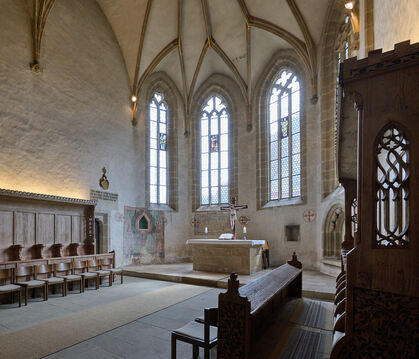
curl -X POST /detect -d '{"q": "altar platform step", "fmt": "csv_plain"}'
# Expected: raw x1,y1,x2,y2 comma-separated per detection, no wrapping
122,263,335,301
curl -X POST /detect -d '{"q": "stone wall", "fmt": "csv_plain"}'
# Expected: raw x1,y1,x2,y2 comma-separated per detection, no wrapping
2,0,416,272
0,0,136,265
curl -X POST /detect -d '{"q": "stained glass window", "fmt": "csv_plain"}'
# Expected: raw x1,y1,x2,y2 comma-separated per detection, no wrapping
149,93,168,204
200,96,229,205
268,70,301,200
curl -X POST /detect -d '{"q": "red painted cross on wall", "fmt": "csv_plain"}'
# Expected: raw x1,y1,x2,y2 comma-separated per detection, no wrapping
303,209,316,223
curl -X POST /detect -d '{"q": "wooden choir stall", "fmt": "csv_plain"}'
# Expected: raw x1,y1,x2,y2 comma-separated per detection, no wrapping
0,189,122,306
332,41,419,358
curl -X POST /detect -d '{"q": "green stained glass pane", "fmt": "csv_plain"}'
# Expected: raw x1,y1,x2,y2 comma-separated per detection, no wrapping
280,117,289,139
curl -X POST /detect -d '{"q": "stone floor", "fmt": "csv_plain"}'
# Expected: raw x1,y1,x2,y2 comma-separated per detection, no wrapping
44,287,222,359
124,262,336,301
0,276,176,334
0,266,336,358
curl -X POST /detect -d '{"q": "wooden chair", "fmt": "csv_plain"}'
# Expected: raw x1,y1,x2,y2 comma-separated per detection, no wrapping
86,260,112,287
100,258,123,284
15,265,47,305
55,262,84,294
172,308,218,359
0,268,22,307
35,264,65,299
73,260,99,290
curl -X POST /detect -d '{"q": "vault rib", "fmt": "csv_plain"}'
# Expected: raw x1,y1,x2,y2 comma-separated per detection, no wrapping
235,0,317,100
246,24,252,130
31,0,56,73
132,0,153,95
188,40,209,110
136,39,179,96
211,38,248,105
286,0,317,95
200,0,212,42
177,0,189,134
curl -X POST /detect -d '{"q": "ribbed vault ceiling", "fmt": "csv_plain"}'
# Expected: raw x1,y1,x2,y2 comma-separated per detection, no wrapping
97,0,329,120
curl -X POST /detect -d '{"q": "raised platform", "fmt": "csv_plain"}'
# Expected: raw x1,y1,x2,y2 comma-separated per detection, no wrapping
123,262,335,301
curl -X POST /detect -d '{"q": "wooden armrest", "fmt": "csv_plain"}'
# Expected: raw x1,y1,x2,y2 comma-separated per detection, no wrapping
204,307,218,327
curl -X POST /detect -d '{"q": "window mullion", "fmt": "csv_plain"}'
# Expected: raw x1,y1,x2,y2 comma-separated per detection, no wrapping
278,92,282,200
288,88,292,198
217,113,223,203
157,103,160,204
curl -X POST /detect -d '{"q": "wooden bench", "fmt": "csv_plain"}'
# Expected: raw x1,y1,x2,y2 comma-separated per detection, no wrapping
217,252,302,359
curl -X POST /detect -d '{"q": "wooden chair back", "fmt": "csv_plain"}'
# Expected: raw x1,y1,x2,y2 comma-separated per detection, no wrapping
73,260,87,273
87,260,99,270
55,262,73,275
100,258,113,269
0,268,13,285
35,264,54,279
15,266,35,282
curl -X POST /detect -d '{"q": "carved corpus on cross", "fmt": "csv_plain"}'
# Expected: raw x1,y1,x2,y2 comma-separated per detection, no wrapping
221,197,248,239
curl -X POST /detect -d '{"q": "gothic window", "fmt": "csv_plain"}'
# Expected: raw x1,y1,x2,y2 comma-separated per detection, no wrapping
376,125,409,246
200,95,229,205
268,70,301,200
149,93,168,204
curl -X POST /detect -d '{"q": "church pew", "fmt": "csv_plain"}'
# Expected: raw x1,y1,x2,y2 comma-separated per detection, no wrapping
217,253,302,359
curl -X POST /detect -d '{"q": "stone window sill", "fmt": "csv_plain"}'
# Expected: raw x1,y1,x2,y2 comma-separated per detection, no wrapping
148,204,175,212
196,205,227,212
261,197,304,209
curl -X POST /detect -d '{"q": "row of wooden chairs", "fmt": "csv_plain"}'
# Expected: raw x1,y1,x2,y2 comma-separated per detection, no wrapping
331,257,347,358
0,258,123,307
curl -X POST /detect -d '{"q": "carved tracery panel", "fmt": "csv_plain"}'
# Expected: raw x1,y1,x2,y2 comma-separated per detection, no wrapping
376,125,409,247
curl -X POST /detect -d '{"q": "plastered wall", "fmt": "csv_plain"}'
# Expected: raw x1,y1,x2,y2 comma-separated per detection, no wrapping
374,0,419,51
0,0,137,265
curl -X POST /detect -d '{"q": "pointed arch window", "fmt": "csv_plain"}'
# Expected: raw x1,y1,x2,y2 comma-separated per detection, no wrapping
200,95,229,205
268,70,301,200
149,93,168,204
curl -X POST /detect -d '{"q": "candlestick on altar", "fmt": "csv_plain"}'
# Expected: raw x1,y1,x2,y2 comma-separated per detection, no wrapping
243,226,247,240
205,226,208,240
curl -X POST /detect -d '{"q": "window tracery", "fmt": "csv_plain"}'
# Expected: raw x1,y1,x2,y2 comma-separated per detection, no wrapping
200,95,229,205
268,70,301,200
149,93,168,204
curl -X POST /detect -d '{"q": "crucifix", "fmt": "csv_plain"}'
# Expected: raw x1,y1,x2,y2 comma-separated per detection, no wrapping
221,197,248,239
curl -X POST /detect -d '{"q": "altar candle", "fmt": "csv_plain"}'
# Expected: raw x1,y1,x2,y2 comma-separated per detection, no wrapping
205,227,208,234
243,226,247,234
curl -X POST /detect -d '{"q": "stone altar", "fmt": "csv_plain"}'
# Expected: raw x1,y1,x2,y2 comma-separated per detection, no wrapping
186,239,266,275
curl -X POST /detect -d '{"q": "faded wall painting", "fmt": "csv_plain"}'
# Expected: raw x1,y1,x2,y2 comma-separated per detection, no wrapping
193,212,230,235
124,206,165,264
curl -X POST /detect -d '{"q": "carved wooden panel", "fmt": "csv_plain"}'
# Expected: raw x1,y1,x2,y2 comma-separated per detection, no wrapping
37,213,54,245
349,287,419,358
376,125,409,247
0,211,13,246
55,215,71,244
0,211,13,261
15,212,35,246
71,216,82,243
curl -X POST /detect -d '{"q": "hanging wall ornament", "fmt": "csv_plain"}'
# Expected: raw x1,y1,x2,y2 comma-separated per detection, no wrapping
99,167,109,190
